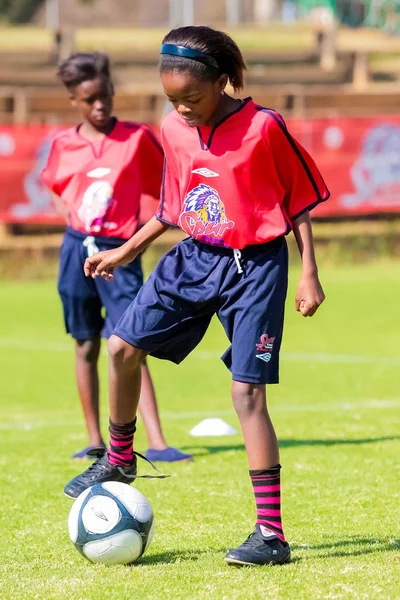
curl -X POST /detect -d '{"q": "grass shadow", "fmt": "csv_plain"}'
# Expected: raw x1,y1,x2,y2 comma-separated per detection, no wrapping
293,536,400,559
136,548,224,566
125,538,398,567
128,538,398,567
137,548,302,567
279,435,400,448
181,435,400,456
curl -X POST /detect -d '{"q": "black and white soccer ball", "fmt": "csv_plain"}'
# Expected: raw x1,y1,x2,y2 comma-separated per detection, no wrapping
68,482,154,565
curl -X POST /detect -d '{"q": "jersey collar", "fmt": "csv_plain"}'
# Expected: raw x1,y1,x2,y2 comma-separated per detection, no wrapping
196,97,253,151
75,117,118,159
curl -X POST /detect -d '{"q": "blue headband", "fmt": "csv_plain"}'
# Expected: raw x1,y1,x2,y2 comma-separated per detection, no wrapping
160,43,219,70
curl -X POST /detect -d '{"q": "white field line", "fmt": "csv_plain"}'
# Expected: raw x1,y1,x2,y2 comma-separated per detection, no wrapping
0,399,399,431
0,337,400,366
195,351,400,366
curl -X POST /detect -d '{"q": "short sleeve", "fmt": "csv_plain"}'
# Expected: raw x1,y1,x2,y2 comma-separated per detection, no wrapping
155,157,181,226
263,111,330,220
40,138,64,196
136,126,164,199
155,123,182,226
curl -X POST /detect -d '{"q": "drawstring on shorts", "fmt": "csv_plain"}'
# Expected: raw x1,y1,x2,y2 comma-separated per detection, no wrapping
83,236,99,257
233,249,243,274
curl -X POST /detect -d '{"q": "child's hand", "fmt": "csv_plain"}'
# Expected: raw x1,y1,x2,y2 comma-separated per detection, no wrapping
295,274,325,317
84,247,134,280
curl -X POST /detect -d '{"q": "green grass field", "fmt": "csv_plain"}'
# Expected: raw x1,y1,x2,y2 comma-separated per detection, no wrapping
1,259,399,599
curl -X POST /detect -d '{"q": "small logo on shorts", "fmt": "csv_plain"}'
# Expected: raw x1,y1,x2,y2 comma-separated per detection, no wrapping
256,334,275,363
256,334,275,352
256,353,272,363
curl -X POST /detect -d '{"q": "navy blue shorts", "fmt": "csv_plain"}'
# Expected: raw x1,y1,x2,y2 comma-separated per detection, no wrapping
58,227,143,340
113,236,288,384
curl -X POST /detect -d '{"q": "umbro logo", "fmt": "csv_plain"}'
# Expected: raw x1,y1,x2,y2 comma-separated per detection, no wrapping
191,168,219,178
260,525,278,539
92,507,108,521
256,353,272,363
87,168,111,178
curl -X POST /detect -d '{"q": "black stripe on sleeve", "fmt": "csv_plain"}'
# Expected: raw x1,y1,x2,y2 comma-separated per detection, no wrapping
256,106,330,215
156,158,167,220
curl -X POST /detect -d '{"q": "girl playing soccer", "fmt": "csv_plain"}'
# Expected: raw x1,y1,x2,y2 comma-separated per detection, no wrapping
64,29,328,566
41,52,191,464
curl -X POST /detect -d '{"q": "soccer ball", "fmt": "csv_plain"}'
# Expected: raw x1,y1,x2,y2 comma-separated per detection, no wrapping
68,482,154,565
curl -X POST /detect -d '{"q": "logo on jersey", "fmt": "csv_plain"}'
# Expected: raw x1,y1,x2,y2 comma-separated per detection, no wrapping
191,167,219,178
87,167,111,178
179,184,234,239
78,181,114,233
256,334,275,363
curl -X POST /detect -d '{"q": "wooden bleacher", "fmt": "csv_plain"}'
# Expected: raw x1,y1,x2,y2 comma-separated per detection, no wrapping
0,30,398,126
1,81,398,127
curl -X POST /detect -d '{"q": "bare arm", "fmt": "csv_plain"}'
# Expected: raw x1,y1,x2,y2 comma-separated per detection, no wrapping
292,211,325,317
84,216,170,278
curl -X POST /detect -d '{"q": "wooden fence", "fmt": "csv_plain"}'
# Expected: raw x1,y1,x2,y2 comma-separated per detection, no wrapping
0,81,399,126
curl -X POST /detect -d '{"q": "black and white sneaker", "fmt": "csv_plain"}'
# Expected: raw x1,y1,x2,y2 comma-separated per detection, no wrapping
225,524,291,566
64,448,137,499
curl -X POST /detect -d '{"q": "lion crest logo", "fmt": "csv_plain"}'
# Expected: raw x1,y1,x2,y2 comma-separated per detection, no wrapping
179,184,235,240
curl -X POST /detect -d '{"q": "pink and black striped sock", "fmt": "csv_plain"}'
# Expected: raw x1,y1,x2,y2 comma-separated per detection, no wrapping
108,418,136,467
250,464,285,542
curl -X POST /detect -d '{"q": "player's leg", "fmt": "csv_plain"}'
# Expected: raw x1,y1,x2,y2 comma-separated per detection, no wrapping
138,361,192,462
137,360,167,450
74,337,104,452
218,237,290,565
231,381,279,469
226,381,289,566
64,335,147,499
64,238,217,498
97,255,192,462
107,335,146,465
57,230,105,458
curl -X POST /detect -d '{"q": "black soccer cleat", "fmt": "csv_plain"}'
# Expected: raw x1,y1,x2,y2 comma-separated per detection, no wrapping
225,524,291,566
64,448,137,499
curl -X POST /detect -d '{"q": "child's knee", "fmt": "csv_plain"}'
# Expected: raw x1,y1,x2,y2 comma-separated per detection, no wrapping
231,382,266,418
107,335,143,369
75,337,100,363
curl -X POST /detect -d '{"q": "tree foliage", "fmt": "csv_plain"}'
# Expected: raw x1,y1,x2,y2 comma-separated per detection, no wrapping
0,0,42,23
0,0,96,23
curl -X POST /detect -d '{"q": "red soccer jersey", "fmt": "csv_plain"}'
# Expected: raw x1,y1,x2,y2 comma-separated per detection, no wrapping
156,98,329,249
41,119,163,239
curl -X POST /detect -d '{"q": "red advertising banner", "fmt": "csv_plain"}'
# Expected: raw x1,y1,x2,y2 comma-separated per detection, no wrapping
288,115,400,217
0,126,62,224
1,116,400,224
